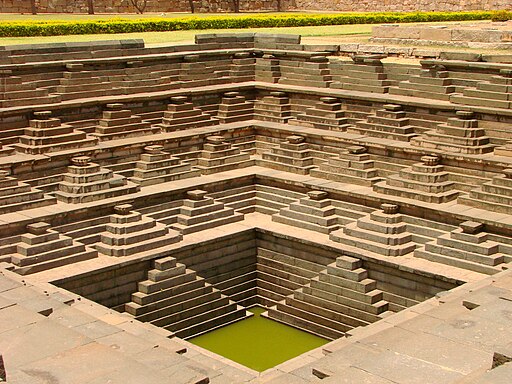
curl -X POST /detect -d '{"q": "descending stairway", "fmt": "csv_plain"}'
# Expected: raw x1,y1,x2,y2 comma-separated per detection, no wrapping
267,255,392,340
125,255,250,339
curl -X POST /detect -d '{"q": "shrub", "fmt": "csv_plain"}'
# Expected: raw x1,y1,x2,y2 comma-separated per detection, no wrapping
491,10,511,22
0,11,500,37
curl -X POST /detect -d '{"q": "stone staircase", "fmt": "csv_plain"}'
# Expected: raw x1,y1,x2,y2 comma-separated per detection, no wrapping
0,70,60,107
0,170,56,214
349,104,419,142
95,204,182,257
125,255,249,339
54,156,139,203
451,68,512,109
216,92,253,123
261,135,318,174
278,56,332,88
7,222,97,275
267,255,392,340
12,111,97,154
91,103,159,141
390,64,457,101
195,135,252,174
272,191,341,234
411,111,495,154
289,97,351,131
156,96,219,132
179,54,232,87
130,145,199,186
330,204,417,257
373,155,460,203
311,145,383,186
229,52,255,82
255,53,280,83
253,91,292,123
414,221,507,275
458,168,512,215
170,190,244,235
330,55,391,94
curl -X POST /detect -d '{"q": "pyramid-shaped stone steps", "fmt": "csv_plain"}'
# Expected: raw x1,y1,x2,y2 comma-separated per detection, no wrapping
458,169,512,215
169,190,244,235
156,96,219,132
136,200,183,226
130,145,199,186
261,135,319,175
9,222,97,275
217,92,253,123
390,66,457,101
125,255,248,339
311,145,384,187
0,171,56,214
253,91,292,123
95,205,182,257
330,204,416,257
53,217,110,245
330,55,390,93
278,56,332,88
414,222,506,275
289,97,351,131
195,135,252,175
272,191,341,234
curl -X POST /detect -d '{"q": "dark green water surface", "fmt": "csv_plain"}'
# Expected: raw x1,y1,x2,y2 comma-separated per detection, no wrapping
189,307,328,372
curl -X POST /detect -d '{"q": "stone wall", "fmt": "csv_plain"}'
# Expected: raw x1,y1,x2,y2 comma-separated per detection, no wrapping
3,0,278,14
281,0,510,12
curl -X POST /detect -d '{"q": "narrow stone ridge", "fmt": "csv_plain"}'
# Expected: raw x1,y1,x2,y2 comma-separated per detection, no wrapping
91,103,159,141
0,170,56,214
411,110,495,154
7,222,97,275
54,156,139,203
373,154,460,203
130,145,200,186
195,135,252,174
170,190,244,235
289,97,351,131
156,96,218,132
330,204,417,257
267,255,392,340
272,190,341,234
414,221,507,275
96,204,182,257
125,255,249,339
311,145,383,186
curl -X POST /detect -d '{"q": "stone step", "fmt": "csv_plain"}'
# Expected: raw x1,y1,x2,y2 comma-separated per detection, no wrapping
356,216,408,235
136,290,222,323
152,296,231,328
310,277,383,305
257,268,305,293
266,305,343,340
96,229,181,257
295,288,383,323
13,249,97,275
373,181,459,204
257,255,318,282
171,211,243,235
427,241,503,265
132,276,205,306
13,242,83,264
173,305,248,340
272,214,340,234
414,249,502,275
318,270,377,293
258,248,325,273
137,269,197,294
310,168,382,187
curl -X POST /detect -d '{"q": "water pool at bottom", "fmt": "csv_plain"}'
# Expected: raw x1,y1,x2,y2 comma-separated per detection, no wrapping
189,306,329,372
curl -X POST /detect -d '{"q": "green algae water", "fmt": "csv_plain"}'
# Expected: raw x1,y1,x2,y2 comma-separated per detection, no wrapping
189,307,328,372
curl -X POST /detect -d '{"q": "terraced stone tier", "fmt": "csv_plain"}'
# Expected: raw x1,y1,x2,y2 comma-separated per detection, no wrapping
195,135,252,175
217,92,253,123
330,55,391,94
452,69,512,109
278,55,332,88
156,96,218,132
255,54,280,83
261,135,318,175
254,91,292,123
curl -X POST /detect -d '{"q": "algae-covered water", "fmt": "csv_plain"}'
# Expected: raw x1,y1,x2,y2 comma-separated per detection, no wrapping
189,306,328,372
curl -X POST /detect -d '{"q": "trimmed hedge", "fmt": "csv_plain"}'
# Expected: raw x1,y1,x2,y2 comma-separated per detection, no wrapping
0,11,506,37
